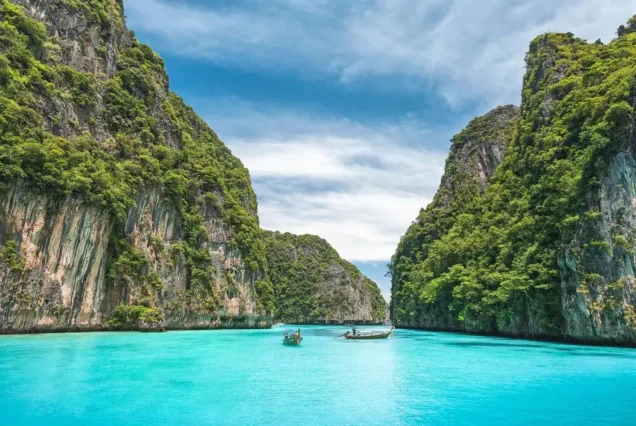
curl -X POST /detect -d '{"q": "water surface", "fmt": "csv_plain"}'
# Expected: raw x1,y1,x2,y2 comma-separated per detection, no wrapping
1,326,635,425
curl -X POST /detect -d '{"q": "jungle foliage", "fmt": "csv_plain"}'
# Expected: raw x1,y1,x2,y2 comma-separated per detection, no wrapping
263,231,386,323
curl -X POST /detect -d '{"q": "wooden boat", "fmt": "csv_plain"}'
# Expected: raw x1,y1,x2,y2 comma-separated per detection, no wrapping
344,326,393,340
283,329,303,346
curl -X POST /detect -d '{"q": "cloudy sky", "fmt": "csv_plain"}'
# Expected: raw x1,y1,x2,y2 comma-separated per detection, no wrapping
124,0,634,300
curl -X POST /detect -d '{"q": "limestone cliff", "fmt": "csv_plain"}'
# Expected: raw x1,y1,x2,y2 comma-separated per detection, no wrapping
263,231,388,324
0,0,269,332
434,105,520,210
390,17,636,345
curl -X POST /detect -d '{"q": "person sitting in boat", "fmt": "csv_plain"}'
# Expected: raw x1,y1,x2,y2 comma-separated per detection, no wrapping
352,327,357,336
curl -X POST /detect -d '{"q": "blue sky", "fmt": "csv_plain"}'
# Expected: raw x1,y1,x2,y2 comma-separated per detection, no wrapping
124,0,633,301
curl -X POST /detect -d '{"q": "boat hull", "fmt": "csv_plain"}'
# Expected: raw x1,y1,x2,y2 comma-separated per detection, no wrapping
344,331,392,340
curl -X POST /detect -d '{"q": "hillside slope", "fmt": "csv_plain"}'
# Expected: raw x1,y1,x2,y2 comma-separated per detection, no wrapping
264,231,387,324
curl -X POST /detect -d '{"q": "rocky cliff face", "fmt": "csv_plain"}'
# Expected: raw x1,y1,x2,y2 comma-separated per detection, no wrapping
390,17,636,345
559,153,636,342
434,105,520,210
0,0,269,332
263,231,388,324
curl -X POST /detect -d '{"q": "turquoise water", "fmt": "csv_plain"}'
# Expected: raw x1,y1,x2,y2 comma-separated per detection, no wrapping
1,326,635,425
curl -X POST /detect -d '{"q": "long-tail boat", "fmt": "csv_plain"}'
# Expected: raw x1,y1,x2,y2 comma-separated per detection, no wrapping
283,329,303,346
343,326,394,340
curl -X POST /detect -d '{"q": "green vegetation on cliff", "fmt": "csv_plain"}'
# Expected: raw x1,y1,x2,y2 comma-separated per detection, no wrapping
108,304,164,329
0,0,269,317
390,17,636,338
263,231,386,323
390,105,519,328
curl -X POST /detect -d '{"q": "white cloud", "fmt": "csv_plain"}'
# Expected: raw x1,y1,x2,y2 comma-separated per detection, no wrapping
256,185,433,262
197,99,448,262
125,0,634,107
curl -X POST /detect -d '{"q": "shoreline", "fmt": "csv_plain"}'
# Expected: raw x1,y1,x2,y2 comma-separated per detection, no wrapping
396,325,636,349
0,323,273,336
3,323,634,348
0,321,390,336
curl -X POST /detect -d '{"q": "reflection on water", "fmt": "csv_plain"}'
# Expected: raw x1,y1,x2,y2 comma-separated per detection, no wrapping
550,349,636,359
442,337,636,359
445,341,541,349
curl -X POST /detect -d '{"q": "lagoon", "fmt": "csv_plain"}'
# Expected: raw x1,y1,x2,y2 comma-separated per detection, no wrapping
1,326,635,425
